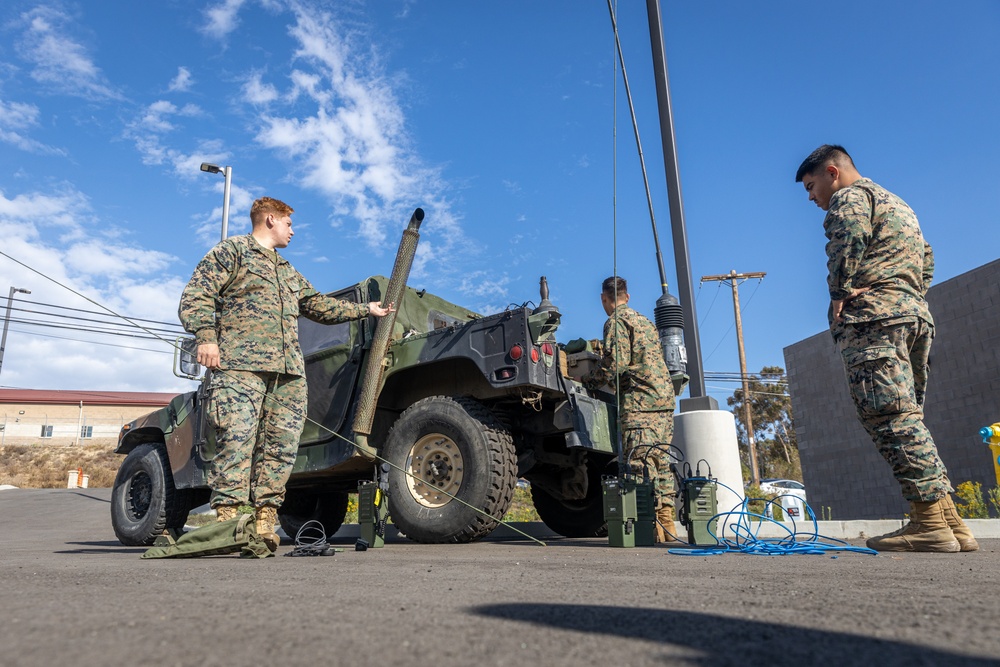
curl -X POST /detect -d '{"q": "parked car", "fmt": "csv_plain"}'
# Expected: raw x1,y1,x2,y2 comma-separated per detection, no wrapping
758,478,810,520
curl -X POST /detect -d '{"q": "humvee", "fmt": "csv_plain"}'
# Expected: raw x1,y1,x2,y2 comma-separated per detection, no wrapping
111,215,622,545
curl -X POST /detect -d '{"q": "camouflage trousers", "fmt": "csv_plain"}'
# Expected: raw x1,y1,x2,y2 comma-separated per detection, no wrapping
837,318,952,502
622,411,675,509
207,370,307,510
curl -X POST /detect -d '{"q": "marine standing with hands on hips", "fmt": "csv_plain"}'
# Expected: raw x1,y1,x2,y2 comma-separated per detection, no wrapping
795,144,975,553
179,196,394,552
582,276,679,544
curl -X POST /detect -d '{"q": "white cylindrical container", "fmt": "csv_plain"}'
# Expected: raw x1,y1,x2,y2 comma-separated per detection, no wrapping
80,474,89,489
67,470,79,488
673,409,746,537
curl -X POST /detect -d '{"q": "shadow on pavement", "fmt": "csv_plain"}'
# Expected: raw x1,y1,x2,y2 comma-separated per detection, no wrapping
57,541,146,555
473,602,993,666
70,490,111,503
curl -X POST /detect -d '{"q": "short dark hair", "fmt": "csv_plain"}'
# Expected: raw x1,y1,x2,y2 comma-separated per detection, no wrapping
795,144,854,182
601,276,627,298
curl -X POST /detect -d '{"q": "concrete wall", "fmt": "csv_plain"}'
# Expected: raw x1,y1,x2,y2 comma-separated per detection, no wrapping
784,258,1000,520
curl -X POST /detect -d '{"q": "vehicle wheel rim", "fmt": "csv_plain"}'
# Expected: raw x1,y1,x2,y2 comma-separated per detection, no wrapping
127,471,152,521
405,433,464,508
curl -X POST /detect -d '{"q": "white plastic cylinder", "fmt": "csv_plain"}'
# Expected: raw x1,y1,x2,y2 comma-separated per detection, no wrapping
80,474,89,489
66,470,79,488
673,409,746,535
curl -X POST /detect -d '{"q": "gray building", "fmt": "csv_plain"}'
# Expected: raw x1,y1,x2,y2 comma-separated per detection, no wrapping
784,259,1000,519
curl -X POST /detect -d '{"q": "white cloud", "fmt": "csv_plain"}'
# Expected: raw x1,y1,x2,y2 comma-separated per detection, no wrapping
0,186,192,392
193,182,255,247
202,0,249,40
249,6,429,249
0,99,39,129
168,66,193,92
0,98,65,155
129,123,227,180
0,188,88,227
63,242,174,278
243,71,279,105
136,100,202,133
14,5,122,101
140,100,180,132
122,97,237,245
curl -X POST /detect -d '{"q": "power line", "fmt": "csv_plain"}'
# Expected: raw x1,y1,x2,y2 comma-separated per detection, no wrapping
8,306,184,335
6,297,183,329
6,326,174,354
6,317,180,341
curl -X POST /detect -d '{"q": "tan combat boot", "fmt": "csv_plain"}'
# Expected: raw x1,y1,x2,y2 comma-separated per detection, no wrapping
215,505,240,522
865,498,960,553
655,505,684,545
941,495,979,552
255,506,281,553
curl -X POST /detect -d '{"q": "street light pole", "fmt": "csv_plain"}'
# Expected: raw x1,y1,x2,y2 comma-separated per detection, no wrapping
200,162,233,241
0,286,31,380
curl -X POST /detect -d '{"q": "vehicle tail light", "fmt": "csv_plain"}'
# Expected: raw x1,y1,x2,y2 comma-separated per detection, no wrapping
530,347,539,363
509,344,523,361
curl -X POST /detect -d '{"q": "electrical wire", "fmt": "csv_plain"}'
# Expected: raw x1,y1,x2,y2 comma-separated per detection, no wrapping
697,282,722,328
5,316,182,340
283,519,342,557
4,326,174,354
667,478,877,557
6,297,184,329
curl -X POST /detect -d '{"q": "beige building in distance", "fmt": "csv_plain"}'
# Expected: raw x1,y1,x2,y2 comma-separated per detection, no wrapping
0,389,176,447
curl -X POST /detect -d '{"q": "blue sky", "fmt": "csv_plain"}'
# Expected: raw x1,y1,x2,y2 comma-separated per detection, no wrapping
0,1,997,406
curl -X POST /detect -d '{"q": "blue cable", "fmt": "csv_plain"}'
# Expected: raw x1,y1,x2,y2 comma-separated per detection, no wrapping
667,480,878,557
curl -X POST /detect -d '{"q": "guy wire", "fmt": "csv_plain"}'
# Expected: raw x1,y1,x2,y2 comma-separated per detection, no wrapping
0,247,547,547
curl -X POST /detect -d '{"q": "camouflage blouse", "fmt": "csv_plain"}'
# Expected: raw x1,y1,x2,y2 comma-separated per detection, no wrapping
583,303,674,421
824,178,934,327
179,234,368,376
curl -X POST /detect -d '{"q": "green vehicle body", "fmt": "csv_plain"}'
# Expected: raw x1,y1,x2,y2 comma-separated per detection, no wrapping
112,275,620,545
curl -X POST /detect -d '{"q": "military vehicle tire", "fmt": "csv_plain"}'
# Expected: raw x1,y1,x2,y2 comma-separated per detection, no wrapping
530,466,609,538
278,491,349,542
384,396,516,543
111,443,191,546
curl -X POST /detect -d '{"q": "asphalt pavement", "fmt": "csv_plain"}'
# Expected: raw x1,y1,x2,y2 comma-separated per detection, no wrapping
2,488,999,667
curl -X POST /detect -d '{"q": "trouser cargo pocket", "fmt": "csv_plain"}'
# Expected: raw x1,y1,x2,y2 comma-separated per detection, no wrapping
842,345,915,417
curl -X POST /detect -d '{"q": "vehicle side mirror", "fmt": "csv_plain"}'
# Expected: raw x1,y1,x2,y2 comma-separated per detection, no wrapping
174,337,203,380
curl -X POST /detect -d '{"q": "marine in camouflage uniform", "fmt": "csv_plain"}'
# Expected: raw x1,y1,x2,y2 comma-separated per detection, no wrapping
582,277,677,540
797,145,974,552
179,197,389,544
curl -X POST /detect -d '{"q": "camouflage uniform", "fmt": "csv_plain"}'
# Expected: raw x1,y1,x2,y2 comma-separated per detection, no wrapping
583,304,676,509
825,178,951,502
179,234,370,510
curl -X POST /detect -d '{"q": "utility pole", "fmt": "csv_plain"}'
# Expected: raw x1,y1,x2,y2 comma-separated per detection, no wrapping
701,270,766,486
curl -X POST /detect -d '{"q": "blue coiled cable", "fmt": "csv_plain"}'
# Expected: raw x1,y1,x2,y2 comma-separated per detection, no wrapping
667,480,878,557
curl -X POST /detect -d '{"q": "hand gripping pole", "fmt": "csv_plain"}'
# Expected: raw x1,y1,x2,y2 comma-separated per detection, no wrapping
353,208,424,459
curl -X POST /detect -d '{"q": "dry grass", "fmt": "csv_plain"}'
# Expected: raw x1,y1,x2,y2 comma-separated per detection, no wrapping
0,444,543,524
0,444,122,488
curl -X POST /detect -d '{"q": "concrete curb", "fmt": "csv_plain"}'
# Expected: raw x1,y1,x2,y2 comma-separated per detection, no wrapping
747,519,1000,539
272,519,1000,542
